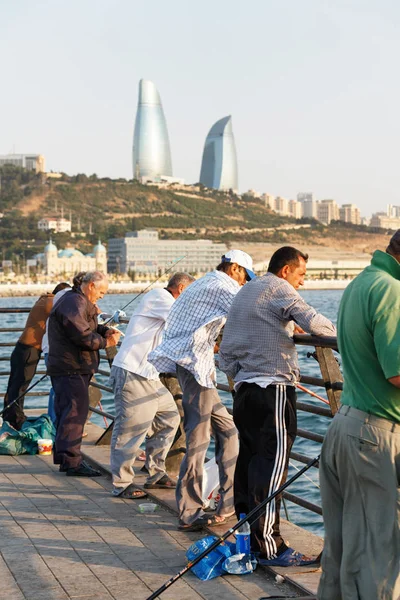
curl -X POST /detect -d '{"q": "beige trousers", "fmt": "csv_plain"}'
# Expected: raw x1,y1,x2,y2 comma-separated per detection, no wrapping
318,405,400,600
110,366,179,493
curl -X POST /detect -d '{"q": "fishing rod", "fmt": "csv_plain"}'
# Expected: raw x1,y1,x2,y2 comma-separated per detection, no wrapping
0,373,48,419
102,254,187,326
145,454,320,600
295,382,330,406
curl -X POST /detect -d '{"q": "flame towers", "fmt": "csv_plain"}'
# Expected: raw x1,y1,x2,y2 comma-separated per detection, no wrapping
132,80,173,180
199,116,238,191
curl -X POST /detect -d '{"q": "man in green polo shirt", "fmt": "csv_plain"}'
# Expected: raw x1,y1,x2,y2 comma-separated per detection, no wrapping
318,230,400,600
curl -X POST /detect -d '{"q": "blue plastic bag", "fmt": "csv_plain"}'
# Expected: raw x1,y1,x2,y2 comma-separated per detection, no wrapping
186,535,233,580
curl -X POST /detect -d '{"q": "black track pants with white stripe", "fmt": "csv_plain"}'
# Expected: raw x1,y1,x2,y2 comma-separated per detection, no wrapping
233,383,297,558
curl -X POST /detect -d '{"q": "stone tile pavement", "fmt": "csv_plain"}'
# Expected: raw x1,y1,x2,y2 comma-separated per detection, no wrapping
0,454,302,600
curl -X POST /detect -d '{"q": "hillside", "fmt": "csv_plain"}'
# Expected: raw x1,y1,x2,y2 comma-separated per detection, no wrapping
0,165,392,260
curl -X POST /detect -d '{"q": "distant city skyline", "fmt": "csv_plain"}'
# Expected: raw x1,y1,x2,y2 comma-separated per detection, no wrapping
1,1,398,216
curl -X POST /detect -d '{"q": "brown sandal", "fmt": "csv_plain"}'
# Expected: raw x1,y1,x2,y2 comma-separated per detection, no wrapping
206,512,236,527
117,484,148,499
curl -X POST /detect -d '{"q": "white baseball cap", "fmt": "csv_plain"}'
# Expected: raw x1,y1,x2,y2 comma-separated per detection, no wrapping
221,249,256,281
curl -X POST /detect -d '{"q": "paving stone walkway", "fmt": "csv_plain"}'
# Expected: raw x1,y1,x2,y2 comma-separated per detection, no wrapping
0,453,303,600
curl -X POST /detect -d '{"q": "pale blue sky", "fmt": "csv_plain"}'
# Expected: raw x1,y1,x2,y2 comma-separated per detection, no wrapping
1,0,399,216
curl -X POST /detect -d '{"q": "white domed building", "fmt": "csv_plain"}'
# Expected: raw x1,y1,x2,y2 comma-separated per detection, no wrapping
38,240,107,276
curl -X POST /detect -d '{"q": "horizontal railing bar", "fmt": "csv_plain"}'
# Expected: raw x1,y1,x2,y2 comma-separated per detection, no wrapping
290,451,319,468
300,375,325,386
88,405,115,420
0,328,24,333
0,308,31,313
216,383,231,393
0,391,49,397
296,428,324,444
294,334,338,350
0,371,47,377
0,356,45,361
97,368,111,377
0,343,18,347
300,374,343,391
296,401,332,418
90,381,113,394
283,491,322,516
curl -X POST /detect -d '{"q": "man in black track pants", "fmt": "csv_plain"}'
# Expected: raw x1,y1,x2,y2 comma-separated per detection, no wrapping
219,246,335,567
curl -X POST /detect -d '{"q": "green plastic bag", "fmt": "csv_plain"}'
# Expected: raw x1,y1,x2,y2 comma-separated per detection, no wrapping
0,415,56,456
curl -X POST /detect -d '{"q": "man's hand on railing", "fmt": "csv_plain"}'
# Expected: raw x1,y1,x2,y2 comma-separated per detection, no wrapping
294,324,306,334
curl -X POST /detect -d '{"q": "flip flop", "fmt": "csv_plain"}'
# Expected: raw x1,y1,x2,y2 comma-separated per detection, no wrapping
115,484,148,500
144,475,176,489
178,515,210,532
206,512,236,527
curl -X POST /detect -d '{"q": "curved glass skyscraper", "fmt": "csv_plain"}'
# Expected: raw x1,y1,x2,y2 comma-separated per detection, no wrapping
132,79,173,179
199,116,238,191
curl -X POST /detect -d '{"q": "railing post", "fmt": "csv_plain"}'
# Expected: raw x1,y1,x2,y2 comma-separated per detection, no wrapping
314,347,343,415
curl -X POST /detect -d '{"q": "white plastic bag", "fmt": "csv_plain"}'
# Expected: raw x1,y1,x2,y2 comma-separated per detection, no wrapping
202,457,220,508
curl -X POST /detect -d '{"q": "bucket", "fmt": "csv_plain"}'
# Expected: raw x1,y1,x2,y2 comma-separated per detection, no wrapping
37,439,53,456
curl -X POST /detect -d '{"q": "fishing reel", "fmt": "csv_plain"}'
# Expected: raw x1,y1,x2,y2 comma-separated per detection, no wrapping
98,309,127,328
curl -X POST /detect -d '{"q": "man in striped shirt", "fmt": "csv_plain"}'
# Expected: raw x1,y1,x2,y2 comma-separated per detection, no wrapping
219,246,336,566
149,250,255,531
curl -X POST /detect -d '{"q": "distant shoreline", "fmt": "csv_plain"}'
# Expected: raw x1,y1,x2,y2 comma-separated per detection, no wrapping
0,279,351,297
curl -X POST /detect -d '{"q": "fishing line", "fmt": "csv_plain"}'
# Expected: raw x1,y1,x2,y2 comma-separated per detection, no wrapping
102,254,187,326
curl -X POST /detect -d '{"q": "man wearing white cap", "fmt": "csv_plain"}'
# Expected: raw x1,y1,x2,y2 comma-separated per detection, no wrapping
149,249,255,530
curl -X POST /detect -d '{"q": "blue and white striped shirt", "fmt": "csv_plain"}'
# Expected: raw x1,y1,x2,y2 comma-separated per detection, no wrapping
148,270,240,388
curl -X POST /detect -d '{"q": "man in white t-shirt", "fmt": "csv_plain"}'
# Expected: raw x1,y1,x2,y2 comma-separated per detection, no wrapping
110,272,195,499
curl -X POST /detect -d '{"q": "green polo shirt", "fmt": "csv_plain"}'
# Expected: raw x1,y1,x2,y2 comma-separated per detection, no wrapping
338,250,400,423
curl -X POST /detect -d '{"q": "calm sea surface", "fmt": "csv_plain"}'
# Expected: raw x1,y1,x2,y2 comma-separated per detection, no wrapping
0,289,343,537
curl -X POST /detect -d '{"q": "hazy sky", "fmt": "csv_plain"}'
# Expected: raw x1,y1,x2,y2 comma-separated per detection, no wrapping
1,1,398,216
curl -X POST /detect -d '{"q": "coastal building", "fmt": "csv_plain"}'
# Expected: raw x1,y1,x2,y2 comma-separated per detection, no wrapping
199,116,238,191
261,193,275,208
387,204,400,218
107,229,227,275
370,212,400,229
0,154,45,173
339,204,361,225
274,196,289,215
36,240,107,276
38,217,72,233
289,199,302,219
297,193,318,219
317,199,339,225
132,79,173,180
246,189,261,199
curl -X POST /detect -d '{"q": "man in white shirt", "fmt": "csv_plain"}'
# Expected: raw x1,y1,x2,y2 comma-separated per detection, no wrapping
149,250,255,530
110,272,195,499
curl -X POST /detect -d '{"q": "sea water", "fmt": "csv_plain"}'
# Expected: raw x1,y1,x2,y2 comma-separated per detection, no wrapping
0,289,343,537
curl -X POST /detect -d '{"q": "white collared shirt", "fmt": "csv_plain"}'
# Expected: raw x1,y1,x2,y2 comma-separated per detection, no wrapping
148,270,240,388
113,288,174,380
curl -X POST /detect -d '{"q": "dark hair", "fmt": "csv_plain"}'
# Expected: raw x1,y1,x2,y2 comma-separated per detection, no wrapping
167,272,195,288
386,229,400,257
52,282,71,295
268,246,309,275
216,262,231,274
73,271,86,288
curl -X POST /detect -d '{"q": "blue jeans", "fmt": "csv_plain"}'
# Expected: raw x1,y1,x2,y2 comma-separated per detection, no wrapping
44,354,56,424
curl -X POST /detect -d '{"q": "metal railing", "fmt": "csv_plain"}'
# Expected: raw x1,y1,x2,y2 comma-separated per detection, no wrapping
0,307,343,519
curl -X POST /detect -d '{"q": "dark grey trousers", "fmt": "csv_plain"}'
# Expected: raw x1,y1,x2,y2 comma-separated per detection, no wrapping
176,366,239,526
318,406,400,600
